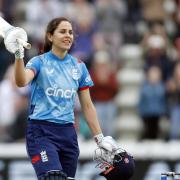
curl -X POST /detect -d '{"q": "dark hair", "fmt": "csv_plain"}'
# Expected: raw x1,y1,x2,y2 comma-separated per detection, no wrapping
43,17,73,53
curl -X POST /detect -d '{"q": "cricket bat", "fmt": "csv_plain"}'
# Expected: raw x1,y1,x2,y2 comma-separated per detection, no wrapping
0,16,31,49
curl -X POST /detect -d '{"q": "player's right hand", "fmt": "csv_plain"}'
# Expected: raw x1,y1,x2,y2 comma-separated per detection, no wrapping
94,134,119,152
4,27,27,54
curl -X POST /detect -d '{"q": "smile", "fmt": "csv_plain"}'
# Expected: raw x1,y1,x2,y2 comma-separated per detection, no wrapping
63,40,71,44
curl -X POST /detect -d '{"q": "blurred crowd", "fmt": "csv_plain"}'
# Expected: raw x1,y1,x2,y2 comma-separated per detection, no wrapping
0,0,180,142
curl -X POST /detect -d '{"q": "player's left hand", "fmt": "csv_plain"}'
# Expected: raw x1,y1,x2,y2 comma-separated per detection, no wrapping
94,134,119,152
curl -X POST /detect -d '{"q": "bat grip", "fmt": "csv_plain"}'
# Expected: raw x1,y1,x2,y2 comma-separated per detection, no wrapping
17,39,31,49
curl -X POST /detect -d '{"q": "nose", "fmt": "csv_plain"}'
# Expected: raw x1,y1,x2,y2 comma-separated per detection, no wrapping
65,31,71,37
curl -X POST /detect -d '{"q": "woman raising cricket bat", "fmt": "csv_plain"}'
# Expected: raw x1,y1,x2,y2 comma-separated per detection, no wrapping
4,17,134,180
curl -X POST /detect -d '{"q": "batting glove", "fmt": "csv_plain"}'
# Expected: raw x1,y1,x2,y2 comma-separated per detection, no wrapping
4,27,27,54
94,133,119,152
15,42,24,59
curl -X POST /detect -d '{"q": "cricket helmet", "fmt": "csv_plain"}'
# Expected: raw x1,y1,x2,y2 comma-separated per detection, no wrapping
94,147,135,180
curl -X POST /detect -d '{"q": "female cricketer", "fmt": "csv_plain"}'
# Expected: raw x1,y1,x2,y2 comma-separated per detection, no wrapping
4,17,118,180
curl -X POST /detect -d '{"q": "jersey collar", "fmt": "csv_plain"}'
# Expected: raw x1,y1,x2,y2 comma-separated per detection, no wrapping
48,51,69,62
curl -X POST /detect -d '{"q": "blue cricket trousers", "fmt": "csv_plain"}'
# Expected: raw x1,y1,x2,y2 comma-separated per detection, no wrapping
26,120,80,179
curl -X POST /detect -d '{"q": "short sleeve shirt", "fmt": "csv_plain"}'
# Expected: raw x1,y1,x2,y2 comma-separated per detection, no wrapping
26,51,93,124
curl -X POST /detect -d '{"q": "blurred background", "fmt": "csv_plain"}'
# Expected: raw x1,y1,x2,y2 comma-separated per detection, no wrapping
1,0,180,179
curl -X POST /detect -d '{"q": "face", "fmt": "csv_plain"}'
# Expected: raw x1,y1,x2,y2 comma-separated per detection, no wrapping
48,21,74,51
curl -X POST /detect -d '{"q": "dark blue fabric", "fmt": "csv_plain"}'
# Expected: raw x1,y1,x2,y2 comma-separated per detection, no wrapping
26,120,79,179
100,152,135,180
39,170,67,180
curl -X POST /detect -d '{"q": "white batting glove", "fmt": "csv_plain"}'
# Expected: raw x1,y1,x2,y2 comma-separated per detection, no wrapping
4,27,27,54
94,133,119,152
14,41,24,59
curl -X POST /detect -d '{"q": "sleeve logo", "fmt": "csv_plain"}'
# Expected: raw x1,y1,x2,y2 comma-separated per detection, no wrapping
85,75,91,82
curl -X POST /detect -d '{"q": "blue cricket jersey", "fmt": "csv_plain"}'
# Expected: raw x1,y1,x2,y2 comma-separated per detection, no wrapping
26,51,93,124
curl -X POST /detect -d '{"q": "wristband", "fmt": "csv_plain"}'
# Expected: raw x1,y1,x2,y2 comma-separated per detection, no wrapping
94,133,104,144
15,48,24,59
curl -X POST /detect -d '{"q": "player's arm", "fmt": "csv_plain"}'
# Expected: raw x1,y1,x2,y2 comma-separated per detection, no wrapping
3,27,34,86
13,39,34,87
14,59,35,87
78,89,118,152
78,88,102,136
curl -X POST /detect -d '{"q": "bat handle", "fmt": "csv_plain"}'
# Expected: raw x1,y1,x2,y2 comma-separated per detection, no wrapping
17,39,31,49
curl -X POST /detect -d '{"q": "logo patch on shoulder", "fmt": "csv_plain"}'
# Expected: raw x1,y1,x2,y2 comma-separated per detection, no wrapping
71,68,81,80
85,75,91,82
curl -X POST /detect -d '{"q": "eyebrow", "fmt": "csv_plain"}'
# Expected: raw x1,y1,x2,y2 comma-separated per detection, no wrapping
59,29,73,32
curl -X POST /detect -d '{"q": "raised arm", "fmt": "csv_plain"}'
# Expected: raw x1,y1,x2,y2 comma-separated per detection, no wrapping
3,27,35,87
14,58,35,87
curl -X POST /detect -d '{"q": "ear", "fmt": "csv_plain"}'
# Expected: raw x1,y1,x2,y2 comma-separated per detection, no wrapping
47,33,53,42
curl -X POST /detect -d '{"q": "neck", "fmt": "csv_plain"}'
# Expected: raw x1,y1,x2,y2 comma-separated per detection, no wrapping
51,48,67,59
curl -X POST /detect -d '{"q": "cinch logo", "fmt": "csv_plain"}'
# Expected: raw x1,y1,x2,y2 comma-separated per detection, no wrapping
45,85,76,98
